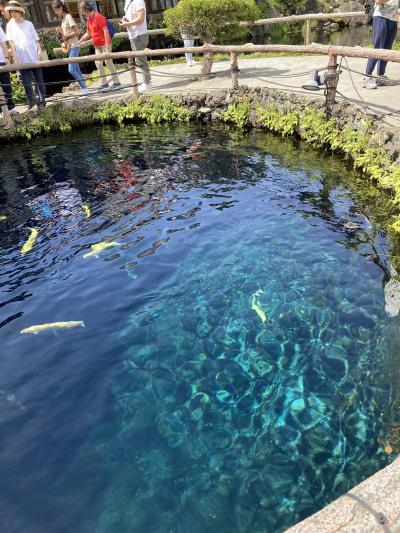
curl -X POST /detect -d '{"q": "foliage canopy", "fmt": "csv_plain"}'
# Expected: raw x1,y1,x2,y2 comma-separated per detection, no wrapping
164,0,259,43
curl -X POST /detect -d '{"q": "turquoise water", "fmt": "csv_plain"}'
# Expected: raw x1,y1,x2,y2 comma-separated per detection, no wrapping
0,125,398,533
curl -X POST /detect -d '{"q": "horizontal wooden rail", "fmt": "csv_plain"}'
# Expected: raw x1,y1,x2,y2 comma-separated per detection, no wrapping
3,43,400,76
53,11,367,53
249,11,366,26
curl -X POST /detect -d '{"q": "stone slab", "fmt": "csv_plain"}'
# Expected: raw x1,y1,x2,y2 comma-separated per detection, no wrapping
285,457,400,533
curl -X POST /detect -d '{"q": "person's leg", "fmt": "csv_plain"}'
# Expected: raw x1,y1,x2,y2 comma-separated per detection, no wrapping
68,47,87,89
104,56,120,84
366,16,387,76
130,34,151,85
183,38,193,64
378,19,398,76
31,68,46,106
20,69,35,107
95,46,107,87
0,67,15,110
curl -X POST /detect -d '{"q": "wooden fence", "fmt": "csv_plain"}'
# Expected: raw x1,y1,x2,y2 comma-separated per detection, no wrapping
53,10,367,53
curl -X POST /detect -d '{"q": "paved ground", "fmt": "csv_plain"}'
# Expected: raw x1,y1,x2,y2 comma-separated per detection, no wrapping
37,54,400,129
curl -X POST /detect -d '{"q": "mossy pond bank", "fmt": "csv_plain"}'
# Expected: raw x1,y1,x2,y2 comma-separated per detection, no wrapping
0,119,400,533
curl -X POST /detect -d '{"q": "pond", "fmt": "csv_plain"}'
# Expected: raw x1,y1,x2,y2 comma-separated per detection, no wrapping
0,125,399,533
255,23,373,47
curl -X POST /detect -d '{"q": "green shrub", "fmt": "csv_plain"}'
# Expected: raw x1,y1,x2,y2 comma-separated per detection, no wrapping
10,73,26,104
164,0,259,44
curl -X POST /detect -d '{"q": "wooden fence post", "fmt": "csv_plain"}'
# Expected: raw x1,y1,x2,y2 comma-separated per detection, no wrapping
325,52,338,117
305,19,312,45
0,85,12,130
230,52,239,89
128,57,139,97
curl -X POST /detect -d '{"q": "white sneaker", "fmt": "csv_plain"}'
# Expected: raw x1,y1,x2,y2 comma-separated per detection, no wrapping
79,88,90,98
188,60,197,66
9,107,19,116
376,75,390,86
363,77,377,90
138,82,152,93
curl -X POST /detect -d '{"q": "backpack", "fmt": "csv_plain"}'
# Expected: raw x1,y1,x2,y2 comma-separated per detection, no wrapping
106,18,116,38
362,0,375,26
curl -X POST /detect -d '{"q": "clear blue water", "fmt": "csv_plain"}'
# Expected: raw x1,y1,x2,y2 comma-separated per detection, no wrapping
0,125,398,533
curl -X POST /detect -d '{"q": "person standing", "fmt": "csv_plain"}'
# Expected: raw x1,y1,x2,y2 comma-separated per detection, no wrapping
5,0,46,110
0,24,17,115
363,0,399,89
119,0,152,93
52,0,89,97
181,30,197,66
0,0,11,31
78,1,121,92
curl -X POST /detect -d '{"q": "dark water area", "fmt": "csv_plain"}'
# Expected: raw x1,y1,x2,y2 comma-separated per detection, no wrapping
0,125,399,533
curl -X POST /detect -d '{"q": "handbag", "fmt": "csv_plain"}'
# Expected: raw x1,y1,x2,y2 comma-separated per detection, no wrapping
61,41,71,54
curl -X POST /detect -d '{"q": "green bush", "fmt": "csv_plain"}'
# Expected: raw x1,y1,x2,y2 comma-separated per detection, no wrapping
164,0,259,44
10,73,26,104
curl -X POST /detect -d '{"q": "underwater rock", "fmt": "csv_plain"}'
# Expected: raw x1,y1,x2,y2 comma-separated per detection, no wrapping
189,392,210,421
320,352,349,382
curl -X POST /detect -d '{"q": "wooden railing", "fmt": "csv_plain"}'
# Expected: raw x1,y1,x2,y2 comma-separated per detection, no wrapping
53,11,367,53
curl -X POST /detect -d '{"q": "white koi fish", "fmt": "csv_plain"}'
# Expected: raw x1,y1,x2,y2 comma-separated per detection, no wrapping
251,290,267,323
20,321,85,334
83,241,120,259
21,228,38,256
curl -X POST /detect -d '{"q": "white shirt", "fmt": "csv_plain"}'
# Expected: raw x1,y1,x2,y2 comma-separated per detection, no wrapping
374,0,399,22
6,19,40,64
124,0,147,39
0,26,6,63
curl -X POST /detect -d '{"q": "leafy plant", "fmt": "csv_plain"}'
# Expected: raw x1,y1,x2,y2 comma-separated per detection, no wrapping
221,100,251,129
10,73,26,104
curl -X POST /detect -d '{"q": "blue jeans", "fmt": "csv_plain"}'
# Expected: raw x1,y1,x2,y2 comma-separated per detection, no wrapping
20,68,45,107
68,47,87,89
366,16,397,76
182,38,194,63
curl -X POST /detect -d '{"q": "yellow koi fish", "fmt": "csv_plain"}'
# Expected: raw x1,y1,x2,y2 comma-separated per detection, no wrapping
21,228,38,256
83,241,121,259
251,290,266,323
0,216,7,221
82,205,91,218
20,321,85,334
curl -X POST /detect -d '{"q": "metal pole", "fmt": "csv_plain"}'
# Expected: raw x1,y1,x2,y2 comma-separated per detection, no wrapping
128,57,139,97
230,52,239,89
325,52,338,117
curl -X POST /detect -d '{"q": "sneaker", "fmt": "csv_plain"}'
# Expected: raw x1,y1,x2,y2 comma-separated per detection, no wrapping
376,75,390,86
81,88,90,96
363,77,377,90
138,82,152,93
9,107,18,116
109,82,122,91
188,60,197,66
100,84,110,93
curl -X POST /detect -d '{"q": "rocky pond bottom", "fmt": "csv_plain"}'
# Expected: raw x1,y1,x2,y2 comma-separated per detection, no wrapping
0,125,399,533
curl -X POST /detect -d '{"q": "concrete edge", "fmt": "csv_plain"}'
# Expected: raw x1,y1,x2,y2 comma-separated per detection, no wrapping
285,457,400,532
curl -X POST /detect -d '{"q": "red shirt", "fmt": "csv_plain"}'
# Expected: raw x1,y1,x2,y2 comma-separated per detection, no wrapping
87,12,109,47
